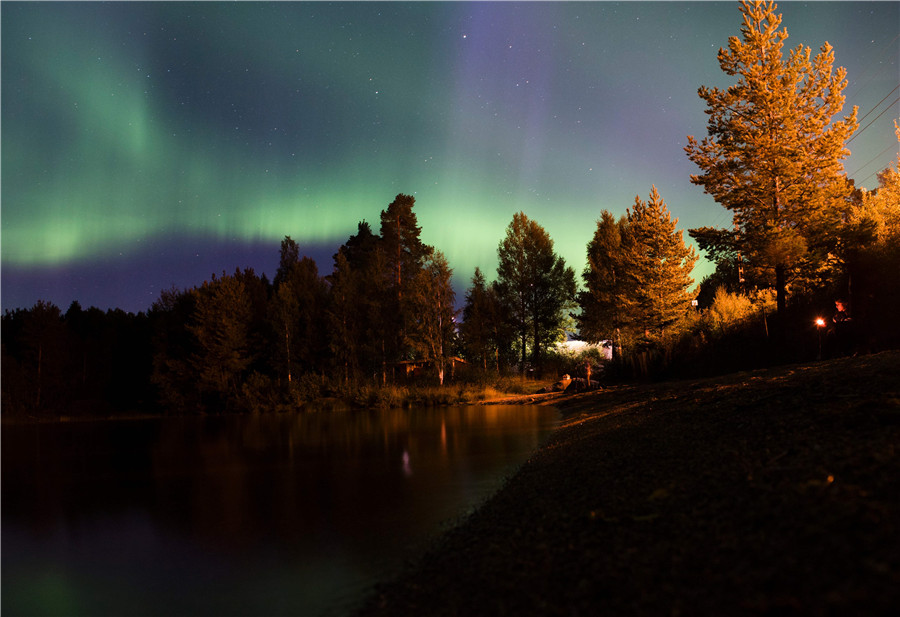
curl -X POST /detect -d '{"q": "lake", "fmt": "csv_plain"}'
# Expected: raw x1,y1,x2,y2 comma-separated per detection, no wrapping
2,405,559,616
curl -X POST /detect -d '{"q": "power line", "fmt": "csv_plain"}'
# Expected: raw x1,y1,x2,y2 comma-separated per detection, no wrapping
856,84,900,124
857,161,897,188
850,144,894,176
847,96,900,144
849,141,900,178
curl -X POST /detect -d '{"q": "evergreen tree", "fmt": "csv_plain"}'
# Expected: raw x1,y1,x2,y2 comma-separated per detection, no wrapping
685,0,858,317
327,221,388,384
496,212,576,373
625,186,698,346
274,236,301,289
460,268,508,373
578,210,633,359
14,300,65,411
838,123,900,345
379,194,430,364
270,237,328,384
189,270,257,410
150,286,199,413
327,250,361,386
695,258,745,310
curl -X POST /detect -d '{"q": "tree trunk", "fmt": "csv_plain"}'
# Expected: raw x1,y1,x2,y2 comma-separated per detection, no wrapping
775,263,787,316
284,323,292,383
520,327,527,373
36,342,42,409
773,263,787,348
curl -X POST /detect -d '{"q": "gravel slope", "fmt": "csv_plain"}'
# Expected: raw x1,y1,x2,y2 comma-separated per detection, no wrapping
357,351,900,616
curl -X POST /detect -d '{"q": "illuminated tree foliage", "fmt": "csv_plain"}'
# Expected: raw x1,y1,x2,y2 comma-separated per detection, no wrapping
837,123,900,345
496,212,576,373
685,0,858,316
626,186,698,346
579,188,697,356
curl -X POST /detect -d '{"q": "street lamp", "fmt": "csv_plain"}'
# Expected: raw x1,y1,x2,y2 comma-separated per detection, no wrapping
815,317,826,359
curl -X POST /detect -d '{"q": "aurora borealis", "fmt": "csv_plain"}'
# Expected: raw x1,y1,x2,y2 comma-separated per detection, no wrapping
3,2,898,313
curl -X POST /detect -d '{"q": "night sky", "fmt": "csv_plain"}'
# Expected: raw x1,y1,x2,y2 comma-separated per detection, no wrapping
3,2,898,314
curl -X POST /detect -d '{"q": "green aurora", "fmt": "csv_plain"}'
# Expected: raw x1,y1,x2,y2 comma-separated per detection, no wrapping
3,2,897,312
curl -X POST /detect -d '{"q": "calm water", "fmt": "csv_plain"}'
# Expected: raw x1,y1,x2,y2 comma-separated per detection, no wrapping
2,405,558,616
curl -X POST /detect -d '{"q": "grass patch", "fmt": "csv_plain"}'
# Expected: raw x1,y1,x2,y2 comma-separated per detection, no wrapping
335,375,550,409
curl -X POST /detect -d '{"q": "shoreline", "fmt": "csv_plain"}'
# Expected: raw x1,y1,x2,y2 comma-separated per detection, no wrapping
357,351,900,616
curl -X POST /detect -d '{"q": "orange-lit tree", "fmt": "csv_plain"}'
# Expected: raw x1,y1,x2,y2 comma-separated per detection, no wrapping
685,0,858,318
625,186,698,348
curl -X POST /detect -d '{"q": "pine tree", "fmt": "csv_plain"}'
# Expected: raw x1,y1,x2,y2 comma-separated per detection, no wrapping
150,286,199,413
461,268,508,373
837,122,900,343
625,186,698,346
270,238,328,384
326,222,384,385
578,210,633,359
685,0,858,317
379,194,430,363
189,270,255,409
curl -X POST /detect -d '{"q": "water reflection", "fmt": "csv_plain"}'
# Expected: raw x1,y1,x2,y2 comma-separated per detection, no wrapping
2,406,558,616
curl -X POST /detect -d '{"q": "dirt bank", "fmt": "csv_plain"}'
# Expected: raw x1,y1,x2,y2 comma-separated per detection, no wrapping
358,351,900,616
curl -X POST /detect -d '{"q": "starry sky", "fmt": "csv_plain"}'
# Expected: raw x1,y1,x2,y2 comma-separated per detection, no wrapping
3,1,898,314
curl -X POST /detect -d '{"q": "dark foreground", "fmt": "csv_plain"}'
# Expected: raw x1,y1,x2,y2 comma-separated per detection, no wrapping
358,351,900,616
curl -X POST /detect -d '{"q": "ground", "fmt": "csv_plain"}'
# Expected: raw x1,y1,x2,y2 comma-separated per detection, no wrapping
357,351,900,616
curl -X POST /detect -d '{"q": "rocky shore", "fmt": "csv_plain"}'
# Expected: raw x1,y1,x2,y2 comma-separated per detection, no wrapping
357,351,900,616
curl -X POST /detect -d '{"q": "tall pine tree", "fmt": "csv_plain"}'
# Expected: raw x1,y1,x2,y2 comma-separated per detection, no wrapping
379,194,429,365
270,237,328,385
189,270,257,409
625,186,698,347
461,268,509,373
685,0,858,317
326,222,383,385
578,210,633,359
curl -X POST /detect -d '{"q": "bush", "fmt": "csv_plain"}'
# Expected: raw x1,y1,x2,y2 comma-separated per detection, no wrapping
707,286,754,333
240,372,292,413
292,373,324,404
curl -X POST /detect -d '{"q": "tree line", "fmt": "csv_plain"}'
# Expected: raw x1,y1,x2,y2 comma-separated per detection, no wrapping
2,188,699,416
3,0,898,417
